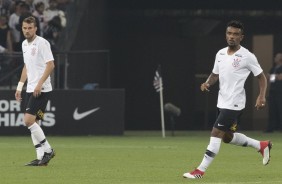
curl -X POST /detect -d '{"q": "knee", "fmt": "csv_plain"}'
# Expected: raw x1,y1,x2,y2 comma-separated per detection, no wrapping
24,121,34,127
211,127,224,138
222,132,233,143
24,114,36,127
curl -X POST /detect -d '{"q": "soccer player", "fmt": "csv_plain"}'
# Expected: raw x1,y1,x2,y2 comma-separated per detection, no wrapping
15,16,55,166
183,20,271,179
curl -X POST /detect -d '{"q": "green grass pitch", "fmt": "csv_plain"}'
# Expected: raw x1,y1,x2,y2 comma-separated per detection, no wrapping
0,131,280,184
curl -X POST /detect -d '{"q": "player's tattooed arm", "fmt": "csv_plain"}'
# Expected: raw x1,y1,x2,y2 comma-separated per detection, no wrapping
200,73,218,92
206,73,219,86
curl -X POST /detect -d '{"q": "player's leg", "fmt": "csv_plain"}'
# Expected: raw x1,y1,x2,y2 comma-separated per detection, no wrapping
24,92,55,166
183,109,232,179
183,109,246,179
25,133,44,166
226,131,260,149
26,115,52,152
24,113,46,166
23,93,42,166
183,127,223,179
221,113,272,166
226,131,272,165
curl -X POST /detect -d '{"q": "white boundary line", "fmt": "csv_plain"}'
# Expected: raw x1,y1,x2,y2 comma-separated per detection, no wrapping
201,181,282,184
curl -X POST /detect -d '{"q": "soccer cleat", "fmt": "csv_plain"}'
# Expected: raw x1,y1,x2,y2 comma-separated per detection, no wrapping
38,149,55,166
183,169,204,179
25,159,47,166
259,141,272,165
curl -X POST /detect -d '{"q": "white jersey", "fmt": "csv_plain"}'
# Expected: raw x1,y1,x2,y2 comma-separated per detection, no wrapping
212,46,263,110
22,36,54,93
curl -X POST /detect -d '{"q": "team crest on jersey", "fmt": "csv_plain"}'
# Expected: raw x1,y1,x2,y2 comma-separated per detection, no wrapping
232,58,241,68
31,48,36,56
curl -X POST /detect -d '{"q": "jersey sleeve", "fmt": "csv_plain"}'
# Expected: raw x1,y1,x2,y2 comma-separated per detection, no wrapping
41,40,54,63
247,53,263,76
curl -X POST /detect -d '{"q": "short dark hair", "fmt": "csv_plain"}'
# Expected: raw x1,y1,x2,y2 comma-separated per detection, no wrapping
23,16,37,27
20,2,30,10
34,1,45,9
227,20,244,34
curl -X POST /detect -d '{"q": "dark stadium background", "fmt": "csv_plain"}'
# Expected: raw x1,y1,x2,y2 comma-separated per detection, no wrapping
66,0,282,131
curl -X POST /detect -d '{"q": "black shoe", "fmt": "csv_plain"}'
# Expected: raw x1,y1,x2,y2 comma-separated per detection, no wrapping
24,159,45,166
38,149,55,166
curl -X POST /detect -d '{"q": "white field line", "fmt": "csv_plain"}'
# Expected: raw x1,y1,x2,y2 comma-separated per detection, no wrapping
201,181,282,184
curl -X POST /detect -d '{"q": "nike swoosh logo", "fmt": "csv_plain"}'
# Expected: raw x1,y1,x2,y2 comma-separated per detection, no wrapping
73,107,100,120
217,123,224,127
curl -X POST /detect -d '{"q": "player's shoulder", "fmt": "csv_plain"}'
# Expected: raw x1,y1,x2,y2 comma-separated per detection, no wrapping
36,36,51,46
239,46,257,58
239,46,254,56
36,36,47,42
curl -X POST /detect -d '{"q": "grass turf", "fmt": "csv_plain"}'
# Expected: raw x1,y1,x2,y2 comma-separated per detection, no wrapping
0,131,280,184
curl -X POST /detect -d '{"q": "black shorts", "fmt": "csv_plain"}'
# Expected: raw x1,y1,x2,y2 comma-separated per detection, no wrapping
23,92,51,120
213,108,242,132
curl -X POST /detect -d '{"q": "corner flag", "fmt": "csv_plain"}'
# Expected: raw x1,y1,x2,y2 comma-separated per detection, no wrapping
153,65,163,92
153,65,165,138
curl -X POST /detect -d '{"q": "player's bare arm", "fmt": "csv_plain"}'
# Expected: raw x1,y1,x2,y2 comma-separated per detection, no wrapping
255,72,267,110
200,73,219,92
15,64,27,101
34,60,55,97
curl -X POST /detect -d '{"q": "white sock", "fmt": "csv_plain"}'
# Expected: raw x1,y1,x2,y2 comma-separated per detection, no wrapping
31,134,44,160
197,137,221,172
230,133,260,150
28,123,52,153
41,139,52,153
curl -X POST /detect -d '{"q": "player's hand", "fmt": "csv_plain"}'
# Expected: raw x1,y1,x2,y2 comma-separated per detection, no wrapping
33,85,42,98
255,96,266,110
15,90,22,101
200,83,210,92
